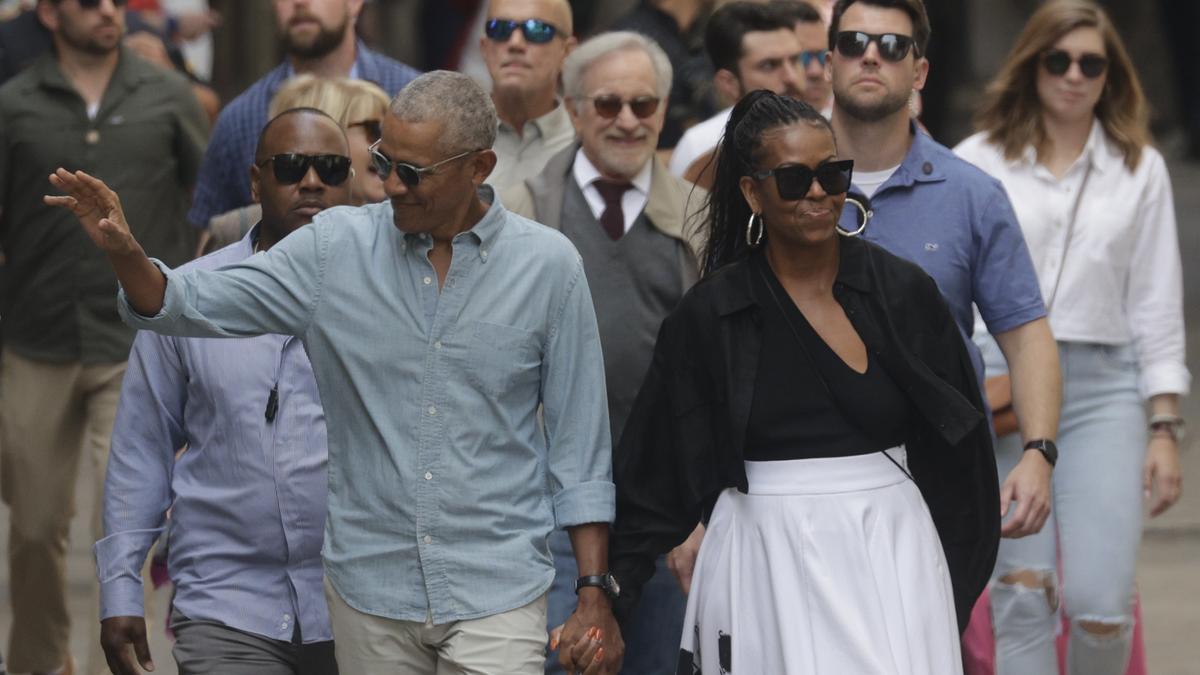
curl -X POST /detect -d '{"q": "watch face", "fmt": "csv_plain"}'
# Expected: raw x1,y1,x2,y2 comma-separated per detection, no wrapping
608,575,621,596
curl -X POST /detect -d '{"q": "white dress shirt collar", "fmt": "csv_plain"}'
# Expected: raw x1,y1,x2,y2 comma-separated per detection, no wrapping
572,149,653,233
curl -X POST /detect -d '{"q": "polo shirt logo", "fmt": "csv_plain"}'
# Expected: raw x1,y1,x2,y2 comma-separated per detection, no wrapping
925,242,939,252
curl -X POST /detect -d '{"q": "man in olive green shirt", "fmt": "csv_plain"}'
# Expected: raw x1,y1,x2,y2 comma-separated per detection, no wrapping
0,1,206,673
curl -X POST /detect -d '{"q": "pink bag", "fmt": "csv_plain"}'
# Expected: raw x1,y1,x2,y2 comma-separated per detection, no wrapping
962,588,1147,674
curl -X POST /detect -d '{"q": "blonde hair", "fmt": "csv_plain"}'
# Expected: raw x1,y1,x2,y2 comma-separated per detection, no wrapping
973,0,1150,170
268,75,390,128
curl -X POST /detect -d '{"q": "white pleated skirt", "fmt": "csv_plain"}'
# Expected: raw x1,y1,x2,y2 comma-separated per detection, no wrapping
678,448,962,675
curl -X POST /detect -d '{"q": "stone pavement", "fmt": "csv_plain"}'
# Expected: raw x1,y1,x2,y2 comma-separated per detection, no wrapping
1,159,1199,674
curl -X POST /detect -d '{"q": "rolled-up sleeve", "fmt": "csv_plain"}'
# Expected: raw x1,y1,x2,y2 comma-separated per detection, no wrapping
539,257,616,528
94,331,187,619
1127,153,1190,398
119,218,330,339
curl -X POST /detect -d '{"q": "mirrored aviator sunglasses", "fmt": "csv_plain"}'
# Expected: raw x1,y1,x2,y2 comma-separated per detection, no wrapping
1042,50,1108,79
260,154,351,186
590,94,661,119
754,159,854,201
485,18,559,44
834,31,914,62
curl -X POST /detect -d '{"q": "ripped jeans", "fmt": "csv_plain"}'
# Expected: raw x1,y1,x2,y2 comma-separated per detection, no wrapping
982,340,1145,675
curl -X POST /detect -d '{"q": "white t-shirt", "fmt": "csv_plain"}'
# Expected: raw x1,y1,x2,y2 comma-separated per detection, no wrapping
668,107,732,177
852,164,900,199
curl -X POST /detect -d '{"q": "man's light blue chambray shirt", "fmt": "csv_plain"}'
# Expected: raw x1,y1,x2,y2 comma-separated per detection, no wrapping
186,42,419,227
838,126,1047,381
119,189,616,623
96,227,331,641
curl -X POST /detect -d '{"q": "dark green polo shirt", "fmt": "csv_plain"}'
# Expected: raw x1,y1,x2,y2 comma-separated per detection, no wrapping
0,47,208,364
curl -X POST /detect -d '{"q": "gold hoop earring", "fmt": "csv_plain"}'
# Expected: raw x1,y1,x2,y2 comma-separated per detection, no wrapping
837,198,871,237
745,212,764,247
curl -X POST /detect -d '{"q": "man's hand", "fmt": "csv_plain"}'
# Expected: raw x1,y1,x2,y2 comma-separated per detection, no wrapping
999,450,1053,538
667,523,705,594
45,169,140,256
555,590,623,674
1145,435,1183,517
100,616,155,674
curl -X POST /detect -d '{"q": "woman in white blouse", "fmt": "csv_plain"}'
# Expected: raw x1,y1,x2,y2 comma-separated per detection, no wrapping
955,1,1187,673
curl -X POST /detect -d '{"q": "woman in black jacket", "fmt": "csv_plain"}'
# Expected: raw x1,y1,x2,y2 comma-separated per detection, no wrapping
606,92,1000,675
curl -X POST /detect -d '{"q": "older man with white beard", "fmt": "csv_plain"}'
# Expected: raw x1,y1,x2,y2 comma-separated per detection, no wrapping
504,31,705,675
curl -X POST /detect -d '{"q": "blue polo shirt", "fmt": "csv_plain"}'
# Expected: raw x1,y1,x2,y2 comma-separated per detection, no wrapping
838,125,1045,380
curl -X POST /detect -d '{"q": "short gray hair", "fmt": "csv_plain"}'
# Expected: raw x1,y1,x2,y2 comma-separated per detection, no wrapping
388,71,498,153
562,31,673,105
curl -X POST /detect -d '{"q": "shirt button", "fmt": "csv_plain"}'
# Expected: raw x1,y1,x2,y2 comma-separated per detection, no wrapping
434,340,442,350
424,535,433,544
423,276,432,285
283,614,291,621
424,471,433,480
480,250,489,260
428,405,437,415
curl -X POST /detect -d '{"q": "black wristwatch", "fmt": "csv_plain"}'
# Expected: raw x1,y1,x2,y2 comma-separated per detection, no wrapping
1023,438,1058,467
575,573,621,601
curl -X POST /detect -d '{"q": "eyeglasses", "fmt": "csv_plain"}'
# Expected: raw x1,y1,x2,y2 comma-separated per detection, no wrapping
485,18,561,44
348,119,382,144
1042,50,1108,79
77,0,127,8
586,95,661,120
368,141,479,187
799,50,828,68
834,31,916,62
257,153,351,186
752,159,854,201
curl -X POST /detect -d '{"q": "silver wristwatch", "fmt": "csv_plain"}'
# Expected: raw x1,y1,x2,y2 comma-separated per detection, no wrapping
1149,414,1186,443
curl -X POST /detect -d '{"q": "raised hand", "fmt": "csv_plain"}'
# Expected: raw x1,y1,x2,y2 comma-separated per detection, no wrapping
45,168,140,256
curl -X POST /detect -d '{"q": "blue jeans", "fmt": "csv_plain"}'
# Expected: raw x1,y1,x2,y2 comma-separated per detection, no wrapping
979,339,1145,675
544,530,686,675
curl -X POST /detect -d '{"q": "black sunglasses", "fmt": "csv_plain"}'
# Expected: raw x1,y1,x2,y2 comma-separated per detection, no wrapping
752,159,854,201
834,31,916,62
1042,50,1108,79
485,18,560,44
586,94,661,120
368,141,478,187
257,154,351,186
800,50,828,68
77,0,128,7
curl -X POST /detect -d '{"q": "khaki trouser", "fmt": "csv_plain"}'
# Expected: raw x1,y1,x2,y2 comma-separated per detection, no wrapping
0,349,126,674
325,578,548,675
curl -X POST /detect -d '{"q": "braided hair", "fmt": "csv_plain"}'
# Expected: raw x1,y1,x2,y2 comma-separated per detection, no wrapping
701,91,834,276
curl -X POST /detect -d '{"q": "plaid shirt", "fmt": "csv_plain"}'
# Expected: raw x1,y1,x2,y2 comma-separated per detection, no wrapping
187,42,419,227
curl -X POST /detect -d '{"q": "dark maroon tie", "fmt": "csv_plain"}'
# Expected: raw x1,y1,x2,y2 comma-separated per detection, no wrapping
594,180,633,240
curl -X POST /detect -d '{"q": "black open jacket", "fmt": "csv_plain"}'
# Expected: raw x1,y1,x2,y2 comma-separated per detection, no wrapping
609,236,1000,633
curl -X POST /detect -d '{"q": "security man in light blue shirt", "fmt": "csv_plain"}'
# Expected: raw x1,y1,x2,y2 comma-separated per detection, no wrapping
94,108,352,675
50,71,623,675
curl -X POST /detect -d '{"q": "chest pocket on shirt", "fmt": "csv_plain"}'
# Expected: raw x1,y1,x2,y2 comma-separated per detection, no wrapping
466,320,542,396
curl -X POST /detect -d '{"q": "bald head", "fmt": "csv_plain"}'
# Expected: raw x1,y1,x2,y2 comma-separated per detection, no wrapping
482,0,576,108
255,107,349,164
487,0,572,35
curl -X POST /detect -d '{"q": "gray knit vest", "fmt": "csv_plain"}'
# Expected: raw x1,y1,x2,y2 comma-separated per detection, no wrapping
561,174,692,440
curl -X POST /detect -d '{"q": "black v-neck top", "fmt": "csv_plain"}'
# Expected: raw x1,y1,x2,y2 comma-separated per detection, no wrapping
744,253,910,461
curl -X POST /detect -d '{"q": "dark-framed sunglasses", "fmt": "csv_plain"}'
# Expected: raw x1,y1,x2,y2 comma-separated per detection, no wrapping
348,119,383,144
77,0,128,7
368,141,479,187
485,18,561,44
1042,50,1108,79
752,159,854,201
586,94,661,120
799,50,828,68
257,153,351,186
834,31,916,62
